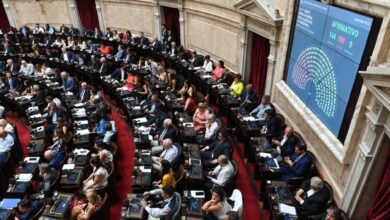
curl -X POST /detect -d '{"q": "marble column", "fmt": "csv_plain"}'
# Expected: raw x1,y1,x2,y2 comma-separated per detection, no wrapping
178,8,185,47
238,15,247,79
95,0,105,31
69,0,82,30
2,0,15,27
265,40,276,95
154,1,162,40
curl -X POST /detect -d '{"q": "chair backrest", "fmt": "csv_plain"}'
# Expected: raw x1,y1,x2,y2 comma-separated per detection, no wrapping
224,160,238,196
30,201,46,220
91,192,108,220
340,209,350,220
50,171,61,190
171,143,183,172
324,181,334,204
229,189,243,220
172,192,182,220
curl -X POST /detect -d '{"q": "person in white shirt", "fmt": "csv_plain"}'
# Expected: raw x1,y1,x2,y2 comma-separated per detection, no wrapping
19,60,35,75
204,114,219,142
0,119,14,134
0,128,14,165
206,155,234,188
202,55,213,72
152,138,178,172
141,185,180,220
250,95,272,120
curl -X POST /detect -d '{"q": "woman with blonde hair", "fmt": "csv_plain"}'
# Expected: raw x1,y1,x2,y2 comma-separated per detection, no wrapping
193,102,210,133
71,191,102,220
158,66,168,83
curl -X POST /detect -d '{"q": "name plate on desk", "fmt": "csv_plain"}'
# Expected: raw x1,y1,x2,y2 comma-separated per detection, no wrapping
42,193,73,219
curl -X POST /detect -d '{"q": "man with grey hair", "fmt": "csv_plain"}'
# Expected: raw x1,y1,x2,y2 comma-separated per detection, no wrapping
294,176,331,217
99,57,108,75
76,82,90,102
32,84,45,106
6,59,19,73
0,119,14,134
151,138,178,172
152,118,177,154
19,60,35,75
60,71,76,93
204,113,219,142
0,127,14,164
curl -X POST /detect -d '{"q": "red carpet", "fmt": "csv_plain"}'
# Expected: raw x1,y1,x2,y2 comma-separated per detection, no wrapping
108,106,135,219
233,147,262,219
6,116,30,157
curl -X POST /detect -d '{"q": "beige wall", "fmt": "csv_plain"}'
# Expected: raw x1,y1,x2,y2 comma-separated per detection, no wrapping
99,0,155,36
7,0,77,28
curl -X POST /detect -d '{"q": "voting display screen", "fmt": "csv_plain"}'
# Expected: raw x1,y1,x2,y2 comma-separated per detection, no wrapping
286,0,373,135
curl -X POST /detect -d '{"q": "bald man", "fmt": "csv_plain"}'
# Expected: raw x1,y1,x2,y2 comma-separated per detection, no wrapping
272,126,300,158
19,60,35,75
0,127,14,164
44,149,65,169
76,82,90,102
60,71,76,94
0,119,14,134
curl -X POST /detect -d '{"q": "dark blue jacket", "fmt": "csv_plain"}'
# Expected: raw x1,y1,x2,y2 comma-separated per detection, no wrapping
49,150,65,169
281,152,312,182
19,200,45,220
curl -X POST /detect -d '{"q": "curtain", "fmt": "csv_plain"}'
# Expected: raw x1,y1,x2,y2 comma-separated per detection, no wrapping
366,153,390,220
163,7,180,44
75,0,99,30
249,33,270,98
0,0,10,31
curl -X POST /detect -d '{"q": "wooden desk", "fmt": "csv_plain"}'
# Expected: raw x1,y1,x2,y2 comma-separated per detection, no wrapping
182,190,205,219
41,193,73,219
266,181,298,220
60,167,84,190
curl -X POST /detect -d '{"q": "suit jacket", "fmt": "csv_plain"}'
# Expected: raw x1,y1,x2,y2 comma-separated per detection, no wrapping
281,152,312,182
8,63,20,73
208,139,232,160
94,31,103,39
34,90,46,106
147,101,163,113
60,26,69,34
38,168,58,193
3,47,15,55
95,103,108,122
168,47,178,56
62,76,76,93
99,63,109,75
299,179,330,216
69,28,80,36
192,56,204,67
76,88,91,102
19,200,45,220
158,126,177,142
124,52,136,64
105,31,113,38
115,49,126,60
48,108,68,124
265,117,283,139
60,51,74,62
151,40,162,52
277,133,299,156
49,150,65,169
88,60,100,70
19,27,31,36
149,112,168,134
240,91,257,103
139,36,149,46
3,77,21,91
111,68,128,82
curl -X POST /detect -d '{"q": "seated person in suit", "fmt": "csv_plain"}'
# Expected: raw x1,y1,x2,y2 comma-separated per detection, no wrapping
141,185,180,220
88,55,100,69
295,177,331,217
61,71,77,94
229,74,244,98
138,32,149,47
0,119,15,134
223,211,239,220
111,63,128,82
77,82,91,102
152,139,178,172
152,118,177,154
47,102,68,133
3,71,22,92
250,95,271,120
98,57,109,75
152,159,176,189
31,84,46,107
191,51,204,67
261,109,283,140
16,198,45,220
148,109,168,136
124,47,136,64
271,126,300,160
205,155,234,192
71,191,102,220
239,84,257,113
314,206,342,220
43,149,65,169
93,27,103,38
0,127,14,165
60,47,73,63
83,157,108,195
3,43,15,54
169,41,178,57
6,59,20,74
200,131,232,168
280,142,312,183
151,37,162,52
91,98,108,123
34,163,58,193
212,60,225,81
145,94,163,114
204,114,220,144
202,186,232,220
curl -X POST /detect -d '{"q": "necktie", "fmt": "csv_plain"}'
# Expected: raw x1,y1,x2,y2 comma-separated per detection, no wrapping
9,79,13,90
160,129,168,140
100,64,104,74
81,90,85,100
121,70,124,81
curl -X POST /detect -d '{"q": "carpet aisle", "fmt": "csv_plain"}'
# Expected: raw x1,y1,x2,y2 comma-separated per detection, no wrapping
6,115,30,157
108,107,134,219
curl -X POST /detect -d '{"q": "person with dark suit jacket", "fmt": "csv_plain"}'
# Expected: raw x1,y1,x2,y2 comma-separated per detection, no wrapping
68,25,80,36
114,45,126,61
168,41,178,56
92,98,108,123
201,131,232,168
6,59,20,74
3,43,15,55
88,55,100,70
17,198,45,220
155,118,177,141
35,163,58,193
47,102,68,131
44,149,65,169
105,27,113,38
138,32,149,47
191,51,204,67
59,24,69,35
19,25,31,37
76,82,91,102
60,71,77,94
280,142,312,183
93,27,103,39
146,94,163,114
98,57,109,75
295,177,331,217
262,109,283,140
32,85,46,107
239,84,258,113
3,71,21,92
148,109,168,135
59,47,74,63
111,63,127,82
272,126,300,158
151,37,162,52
